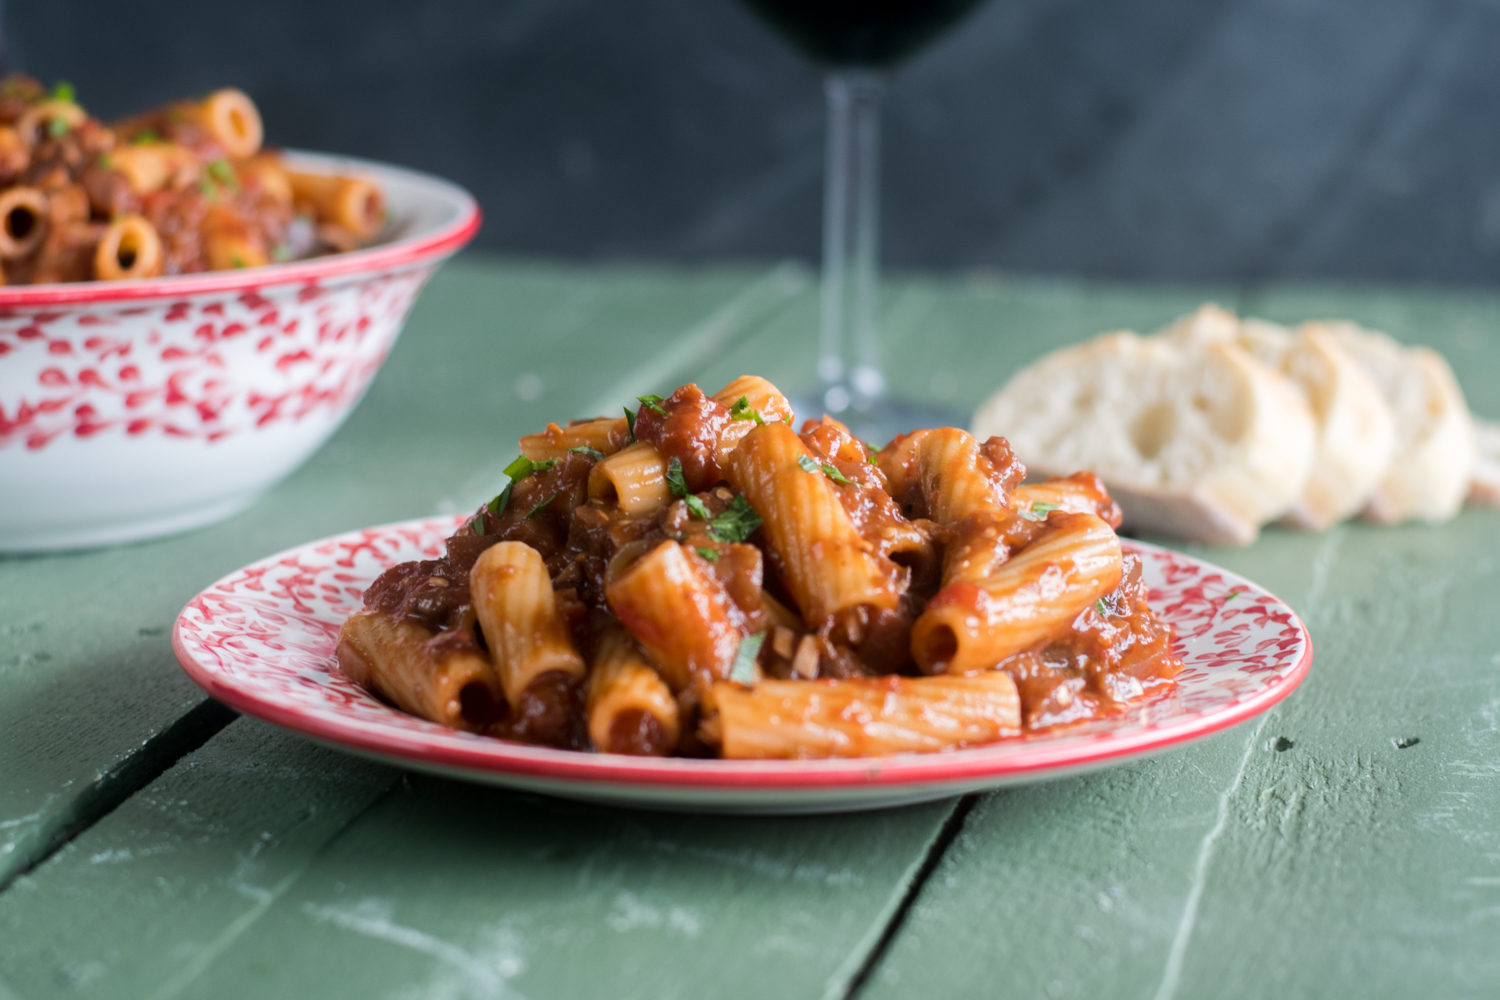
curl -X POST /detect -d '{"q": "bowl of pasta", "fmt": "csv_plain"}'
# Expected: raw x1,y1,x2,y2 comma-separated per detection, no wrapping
174,375,1312,813
0,75,480,551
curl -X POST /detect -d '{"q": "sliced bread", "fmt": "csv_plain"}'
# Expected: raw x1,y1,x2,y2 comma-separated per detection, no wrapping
1310,321,1474,524
1159,305,1397,530
1470,418,1500,507
972,329,1317,545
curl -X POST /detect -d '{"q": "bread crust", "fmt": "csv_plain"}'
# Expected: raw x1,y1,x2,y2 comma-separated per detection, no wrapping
1315,322,1474,524
972,328,1315,546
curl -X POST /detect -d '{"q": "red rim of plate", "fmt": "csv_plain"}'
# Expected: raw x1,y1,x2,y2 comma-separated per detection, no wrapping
0,153,480,308
172,524,1313,792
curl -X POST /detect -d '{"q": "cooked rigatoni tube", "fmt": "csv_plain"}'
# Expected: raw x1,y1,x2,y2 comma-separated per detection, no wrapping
0,187,46,259
703,672,1022,759
880,428,1009,524
588,440,672,514
202,205,269,271
724,422,903,622
287,170,385,241
336,608,503,731
237,153,294,206
712,374,796,462
196,88,264,158
94,215,163,280
585,626,680,755
606,540,745,693
1012,473,1123,527
16,99,85,147
106,142,198,195
470,541,587,707
521,417,631,461
912,511,1123,674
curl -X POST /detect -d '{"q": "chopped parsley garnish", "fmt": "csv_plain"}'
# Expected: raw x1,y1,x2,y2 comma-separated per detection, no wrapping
695,547,720,563
569,445,606,461
52,80,76,103
208,158,239,190
728,396,765,424
131,129,160,145
230,255,247,269
822,463,852,486
868,453,879,465
636,393,668,416
708,495,762,544
524,491,559,519
1021,501,1061,522
797,451,852,486
502,454,556,480
684,494,712,520
197,175,218,200
1223,591,1240,603
475,455,559,530
1095,598,1109,617
728,631,765,684
271,244,293,263
623,406,636,441
666,456,689,497
47,116,69,139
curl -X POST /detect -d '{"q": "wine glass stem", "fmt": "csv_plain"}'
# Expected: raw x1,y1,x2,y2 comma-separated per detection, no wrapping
820,70,885,415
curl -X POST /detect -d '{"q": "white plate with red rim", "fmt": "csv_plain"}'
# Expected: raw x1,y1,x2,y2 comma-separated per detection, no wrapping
173,515,1312,814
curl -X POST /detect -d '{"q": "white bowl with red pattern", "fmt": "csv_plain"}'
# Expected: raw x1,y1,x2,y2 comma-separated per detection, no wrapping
0,151,479,552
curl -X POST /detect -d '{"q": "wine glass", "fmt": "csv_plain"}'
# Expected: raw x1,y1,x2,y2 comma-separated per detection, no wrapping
738,0,990,442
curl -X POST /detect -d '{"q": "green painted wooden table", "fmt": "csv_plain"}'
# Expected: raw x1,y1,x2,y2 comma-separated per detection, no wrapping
2,257,1497,1000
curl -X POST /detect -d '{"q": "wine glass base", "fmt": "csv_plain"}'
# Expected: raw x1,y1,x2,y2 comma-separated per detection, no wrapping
787,394,970,447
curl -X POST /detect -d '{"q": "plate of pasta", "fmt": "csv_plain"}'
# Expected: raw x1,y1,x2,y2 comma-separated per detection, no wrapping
174,376,1311,813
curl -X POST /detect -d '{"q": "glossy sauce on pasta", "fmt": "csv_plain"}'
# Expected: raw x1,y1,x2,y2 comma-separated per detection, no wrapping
345,378,1184,758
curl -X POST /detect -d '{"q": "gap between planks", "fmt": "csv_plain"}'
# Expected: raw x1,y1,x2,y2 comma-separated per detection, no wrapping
0,699,238,894
838,794,980,1000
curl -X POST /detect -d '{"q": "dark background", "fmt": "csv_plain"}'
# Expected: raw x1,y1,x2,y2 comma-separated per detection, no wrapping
11,0,1500,284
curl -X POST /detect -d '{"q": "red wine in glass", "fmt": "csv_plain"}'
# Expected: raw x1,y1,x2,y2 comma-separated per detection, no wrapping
739,0,990,440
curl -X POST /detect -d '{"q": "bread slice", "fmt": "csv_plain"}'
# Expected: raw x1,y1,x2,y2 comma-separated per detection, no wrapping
1159,305,1397,530
1310,321,1474,524
972,329,1317,545
1470,418,1500,507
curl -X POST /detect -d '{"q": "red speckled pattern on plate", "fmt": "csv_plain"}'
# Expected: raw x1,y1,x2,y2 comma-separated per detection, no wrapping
173,516,1312,811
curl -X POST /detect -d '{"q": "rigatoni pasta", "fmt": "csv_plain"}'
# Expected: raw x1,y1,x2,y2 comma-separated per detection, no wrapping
338,374,1182,759
0,72,386,284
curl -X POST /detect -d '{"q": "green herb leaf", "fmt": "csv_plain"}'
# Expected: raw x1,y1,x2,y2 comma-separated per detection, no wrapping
271,243,293,263
568,445,606,461
708,495,762,544
695,547,720,563
821,463,852,486
666,456,689,497
51,80,76,103
46,116,69,139
1020,501,1061,522
684,495,711,521
230,255,247,269
728,396,765,424
486,484,514,518
636,393,668,416
728,630,765,685
501,455,556,481
796,454,820,475
623,406,636,441
208,158,238,190
197,175,218,200
131,129,160,145
1095,598,1108,617
524,491,560,519
470,514,486,536
1223,591,1240,603
868,453,879,465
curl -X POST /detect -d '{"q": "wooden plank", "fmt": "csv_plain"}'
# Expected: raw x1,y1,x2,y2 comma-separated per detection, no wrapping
0,715,958,1000
689,271,1239,421
0,719,398,998
861,286,1500,999
0,257,799,886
